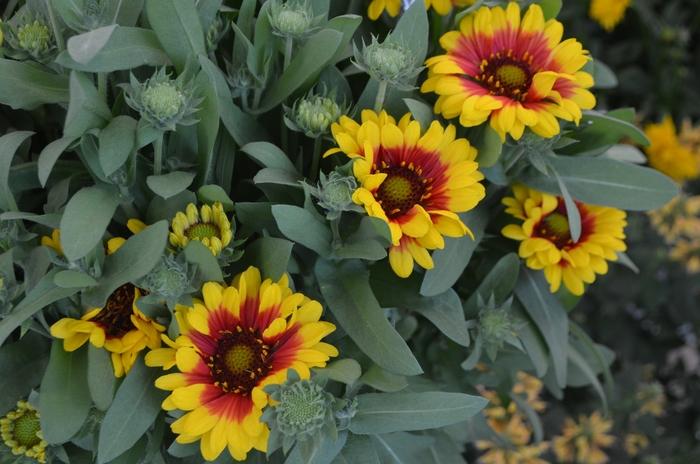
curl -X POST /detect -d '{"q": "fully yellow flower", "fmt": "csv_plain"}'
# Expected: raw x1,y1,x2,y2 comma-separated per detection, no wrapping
367,0,474,20
422,3,596,141
324,110,485,277
636,382,666,417
502,185,627,296
146,266,338,462
644,116,700,182
40,229,62,255
169,202,233,256
649,195,700,273
553,412,615,464
1,401,47,463
624,433,649,457
589,0,632,31
50,284,165,377
106,218,148,254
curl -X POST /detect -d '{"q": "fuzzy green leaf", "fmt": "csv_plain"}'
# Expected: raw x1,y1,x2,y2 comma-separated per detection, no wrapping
38,136,77,187
147,171,196,199
145,0,206,72
272,205,332,256
88,346,117,411
0,333,49,415
39,342,92,444
0,131,34,211
0,60,69,110
99,116,138,176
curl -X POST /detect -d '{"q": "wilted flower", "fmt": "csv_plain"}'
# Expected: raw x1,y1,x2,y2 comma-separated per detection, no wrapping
1,401,47,463
636,382,666,417
353,36,422,91
123,68,201,132
308,171,363,221
268,0,320,39
649,195,700,273
285,91,345,138
624,433,650,457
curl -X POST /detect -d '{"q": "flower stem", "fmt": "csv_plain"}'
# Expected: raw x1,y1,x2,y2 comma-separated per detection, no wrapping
283,36,294,71
153,133,164,176
373,80,388,112
310,137,323,183
330,218,342,250
98,73,108,102
45,0,65,52
3,0,19,18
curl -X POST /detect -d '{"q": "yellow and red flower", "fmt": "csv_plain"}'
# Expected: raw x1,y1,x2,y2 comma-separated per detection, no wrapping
324,110,485,277
50,284,165,377
422,2,596,141
368,0,474,20
146,266,338,461
502,185,627,296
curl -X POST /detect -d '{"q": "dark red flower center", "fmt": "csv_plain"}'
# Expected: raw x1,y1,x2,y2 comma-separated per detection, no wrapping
476,51,534,101
208,326,271,395
535,212,573,249
91,284,137,338
375,165,429,219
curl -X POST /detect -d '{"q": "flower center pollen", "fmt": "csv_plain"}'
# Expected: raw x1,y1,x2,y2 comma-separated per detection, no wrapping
91,284,137,338
477,51,533,101
376,166,426,218
186,223,219,241
209,327,272,395
12,412,41,448
536,212,573,248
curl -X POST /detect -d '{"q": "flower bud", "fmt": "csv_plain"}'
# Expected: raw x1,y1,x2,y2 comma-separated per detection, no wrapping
354,36,422,90
269,0,317,39
287,93,344,138
138,254,193,306
275,380,332,438
123,69,201,132
309,171,363,220
477,295,518,358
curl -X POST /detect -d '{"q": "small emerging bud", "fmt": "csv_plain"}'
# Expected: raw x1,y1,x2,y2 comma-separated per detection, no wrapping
308,171,363,221
477,294,519,359
17,20,50,54
123,69,201,132
268,0,318,39
353,35,422,90
286,91,345,138
138,254,193,307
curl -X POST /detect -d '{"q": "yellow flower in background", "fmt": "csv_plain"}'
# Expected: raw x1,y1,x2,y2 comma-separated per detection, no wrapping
502,185,627,296
589,0,632,31
169,202,233,256
624,433,649,457
106,218,148,254
148,266,338,461
1,401,47,464
553,412,615,464
649,195,700,273
40,229,63,255
636,382,666,417
644,116,700,182
367,0,474,20
50,284,165,377
324,110,485,277
477,373,549,464
422,3,596,141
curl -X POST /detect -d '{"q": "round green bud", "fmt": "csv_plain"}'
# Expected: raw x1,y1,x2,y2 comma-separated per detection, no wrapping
479,307,515,347
364,42,408,79
292,95,342,137
16,20,51,55
140,255,189,300
269,1,314,38
312,171,361,220
274,380,331,438
141,82,185,121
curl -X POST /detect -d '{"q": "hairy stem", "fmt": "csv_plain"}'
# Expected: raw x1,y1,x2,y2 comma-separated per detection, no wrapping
310,137,323,183
153,133,164,176
373,80,388,112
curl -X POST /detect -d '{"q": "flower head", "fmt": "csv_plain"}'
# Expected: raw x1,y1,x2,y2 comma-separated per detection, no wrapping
123,68,201,132
41,229,63,255
1,6,56,63
553,412,615,464
286,92,345,138
422,3,596,141
60,0,120,32
354,36,422,90
324,110,486,277
268,0,318,39
589,0,632,32
169,202,233,256
367,0,475,20
1,401,47,463
502,185,627,296
50,284,165,377
644,116,700,183
147,266,338,461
